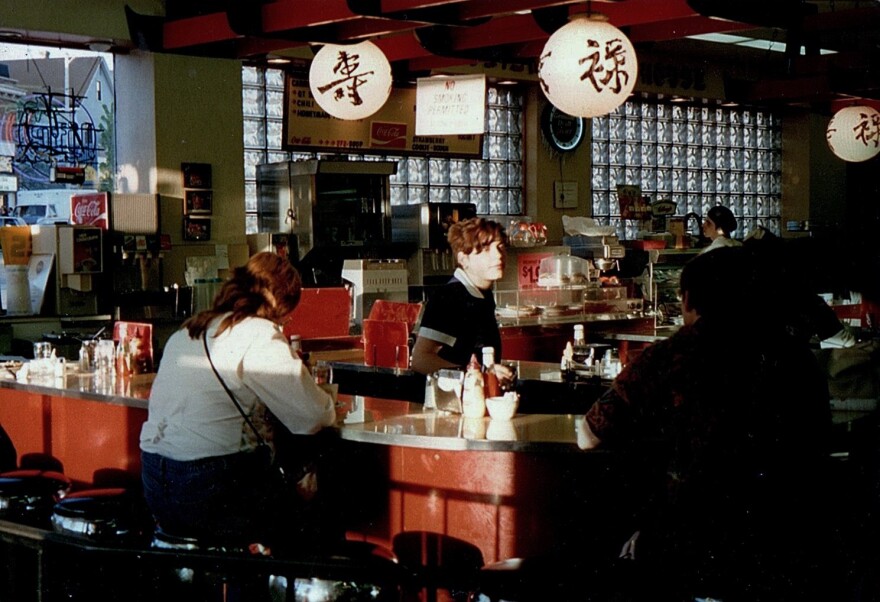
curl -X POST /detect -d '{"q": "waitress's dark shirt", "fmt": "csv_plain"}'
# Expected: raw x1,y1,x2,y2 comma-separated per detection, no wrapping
417,269,501,368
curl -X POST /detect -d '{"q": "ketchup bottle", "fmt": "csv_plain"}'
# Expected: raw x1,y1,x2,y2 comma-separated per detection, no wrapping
481,346,501,398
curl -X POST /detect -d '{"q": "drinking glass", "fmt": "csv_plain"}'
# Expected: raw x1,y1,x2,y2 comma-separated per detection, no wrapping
33,341,54,360
79,340,99,373
313,361,333,385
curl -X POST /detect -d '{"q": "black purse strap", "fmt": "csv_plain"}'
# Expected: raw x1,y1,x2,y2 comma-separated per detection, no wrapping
202,333,268,448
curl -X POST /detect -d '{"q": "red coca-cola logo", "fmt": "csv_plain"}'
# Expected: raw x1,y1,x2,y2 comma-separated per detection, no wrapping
371,122,407,149
73,200,102,220
71,193,108,228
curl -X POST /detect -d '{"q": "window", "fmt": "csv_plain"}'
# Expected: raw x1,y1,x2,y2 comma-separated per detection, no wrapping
590,99,782,240
242,66,524,234
0,43,115,199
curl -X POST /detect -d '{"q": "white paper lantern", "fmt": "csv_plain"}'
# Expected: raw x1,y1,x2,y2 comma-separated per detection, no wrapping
538,13,638,119
309,40,392,120
826,105,880,162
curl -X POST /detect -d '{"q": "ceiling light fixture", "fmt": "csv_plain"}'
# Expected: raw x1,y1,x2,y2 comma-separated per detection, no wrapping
308,40,392,121
537,8,637,119
826,105,880,162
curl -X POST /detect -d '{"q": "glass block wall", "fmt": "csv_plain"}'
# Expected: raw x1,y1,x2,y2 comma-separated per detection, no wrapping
590,100,782,240
243,66,524,234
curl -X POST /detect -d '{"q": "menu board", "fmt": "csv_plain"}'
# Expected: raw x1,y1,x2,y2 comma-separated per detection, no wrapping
284,69,482,157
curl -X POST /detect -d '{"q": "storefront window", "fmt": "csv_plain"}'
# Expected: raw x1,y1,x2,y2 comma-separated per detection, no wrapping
242,66,524,234
590,99,782,240
0,43,115,213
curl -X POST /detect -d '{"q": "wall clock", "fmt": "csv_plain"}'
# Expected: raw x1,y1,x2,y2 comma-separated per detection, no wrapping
541,104,585,152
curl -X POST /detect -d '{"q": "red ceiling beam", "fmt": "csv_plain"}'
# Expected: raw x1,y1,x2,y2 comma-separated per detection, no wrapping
380,0,470,12
627,16,755,43
261,0,366,33
163,13,239,50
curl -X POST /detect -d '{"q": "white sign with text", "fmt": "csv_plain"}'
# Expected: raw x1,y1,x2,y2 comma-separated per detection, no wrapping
416,74,486,136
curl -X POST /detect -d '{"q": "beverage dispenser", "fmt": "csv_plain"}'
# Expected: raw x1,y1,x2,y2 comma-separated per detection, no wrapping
56,226,102,316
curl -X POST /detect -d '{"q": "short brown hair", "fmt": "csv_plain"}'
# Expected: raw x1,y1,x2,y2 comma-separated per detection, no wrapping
447,217,507,257
184,252,302,339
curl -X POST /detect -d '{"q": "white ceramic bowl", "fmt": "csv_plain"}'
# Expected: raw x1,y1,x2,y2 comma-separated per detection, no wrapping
486,394,519,421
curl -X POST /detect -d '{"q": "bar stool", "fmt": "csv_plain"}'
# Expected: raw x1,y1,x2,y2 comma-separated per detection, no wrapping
50,487,151,545
150,525,264,600
0,469,72,528
392,531,484,602
268,540,404,602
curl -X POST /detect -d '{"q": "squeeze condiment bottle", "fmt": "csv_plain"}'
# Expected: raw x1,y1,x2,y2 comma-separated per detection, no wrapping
481,346,501,398
461,354,486,418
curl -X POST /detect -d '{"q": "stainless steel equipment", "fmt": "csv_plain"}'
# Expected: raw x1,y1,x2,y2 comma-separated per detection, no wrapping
341,259,409,329
391,202,477,289
257,159,397,262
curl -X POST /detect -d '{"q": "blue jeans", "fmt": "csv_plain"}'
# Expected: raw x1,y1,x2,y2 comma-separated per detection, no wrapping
141,450,295,551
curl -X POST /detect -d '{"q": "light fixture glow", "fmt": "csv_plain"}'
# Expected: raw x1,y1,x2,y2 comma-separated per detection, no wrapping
538,13,638,119
308,40,392,121
826,105,880,162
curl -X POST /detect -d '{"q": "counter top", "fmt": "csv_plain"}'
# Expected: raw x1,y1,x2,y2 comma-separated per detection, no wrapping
337,395,586,453
0,369,152,409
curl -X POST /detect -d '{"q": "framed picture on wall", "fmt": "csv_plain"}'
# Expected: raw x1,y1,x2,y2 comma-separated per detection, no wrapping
183,216,211,241
182,162,212,189
184,190,213,215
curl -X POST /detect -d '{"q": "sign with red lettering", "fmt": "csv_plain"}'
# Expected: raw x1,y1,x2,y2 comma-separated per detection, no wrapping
517,251,554,289
71,192,109,230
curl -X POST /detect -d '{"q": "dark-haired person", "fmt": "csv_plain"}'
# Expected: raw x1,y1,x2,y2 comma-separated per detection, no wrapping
140,252,335,553
700,204,742,254
411,217,512,385
576,247,842,601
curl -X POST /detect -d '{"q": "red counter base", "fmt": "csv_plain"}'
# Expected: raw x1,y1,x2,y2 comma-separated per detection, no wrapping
0,387,146,487
340,442,634,565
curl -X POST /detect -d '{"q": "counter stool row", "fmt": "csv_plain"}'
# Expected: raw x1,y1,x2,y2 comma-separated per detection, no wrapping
0,468,405,601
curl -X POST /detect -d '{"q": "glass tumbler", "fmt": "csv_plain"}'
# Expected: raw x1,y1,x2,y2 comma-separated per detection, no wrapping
79,340,99,373
313,361,333,385
33,341,54,360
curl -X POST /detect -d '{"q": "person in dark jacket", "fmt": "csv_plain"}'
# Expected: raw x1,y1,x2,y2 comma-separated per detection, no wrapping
577,247,843,601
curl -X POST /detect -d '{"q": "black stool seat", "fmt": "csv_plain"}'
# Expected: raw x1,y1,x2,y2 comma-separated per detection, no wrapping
51,487,148,544
0,469,71,527
151,525,251,554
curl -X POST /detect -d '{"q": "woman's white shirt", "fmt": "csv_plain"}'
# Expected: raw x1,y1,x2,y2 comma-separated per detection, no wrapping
140,316,336,461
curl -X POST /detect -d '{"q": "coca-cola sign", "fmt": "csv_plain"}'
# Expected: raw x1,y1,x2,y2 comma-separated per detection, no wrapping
71,192,108,230
371,122,407,149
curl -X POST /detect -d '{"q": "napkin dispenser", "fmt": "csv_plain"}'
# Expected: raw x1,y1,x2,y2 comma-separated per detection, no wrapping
432,369,464,414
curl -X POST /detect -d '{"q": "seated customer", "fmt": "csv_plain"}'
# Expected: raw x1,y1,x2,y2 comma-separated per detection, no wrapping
577,247,842,600
411,217,512,384
140,252,336,554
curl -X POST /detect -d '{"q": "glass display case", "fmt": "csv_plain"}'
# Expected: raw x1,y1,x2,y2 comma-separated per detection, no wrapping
495,284,643,326
647,248,700,326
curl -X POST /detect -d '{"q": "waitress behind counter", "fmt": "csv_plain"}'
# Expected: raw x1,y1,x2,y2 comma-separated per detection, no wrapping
411,217,513,384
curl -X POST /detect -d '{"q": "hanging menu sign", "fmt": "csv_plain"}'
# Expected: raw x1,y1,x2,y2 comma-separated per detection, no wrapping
283,68,482,157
